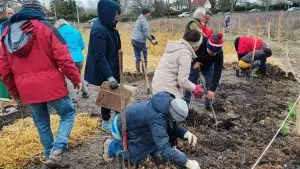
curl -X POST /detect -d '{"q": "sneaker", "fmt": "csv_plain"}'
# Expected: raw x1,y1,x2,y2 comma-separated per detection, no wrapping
101,120,112,134
81,92,89,99
45,149,63,168
103,138,113,163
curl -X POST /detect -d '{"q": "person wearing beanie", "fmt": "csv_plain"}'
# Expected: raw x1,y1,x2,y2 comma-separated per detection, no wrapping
84,0,122,134
185,7,213,38
0,0,82,167
132,7,158,73
152,29,204,99
184,33,224,110
234,36,272,77
102,92,200,169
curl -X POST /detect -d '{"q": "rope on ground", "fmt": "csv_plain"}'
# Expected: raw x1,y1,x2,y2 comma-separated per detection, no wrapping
251,43,300,169
251,93,300,169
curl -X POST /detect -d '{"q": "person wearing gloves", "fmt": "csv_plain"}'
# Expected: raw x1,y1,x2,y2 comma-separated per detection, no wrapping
184,33,224,110
84,0,122,133
185,7,213,38
0,0,81,167
152,29,204,99
234,36,272,77
132,8,158,73
102,92,200,169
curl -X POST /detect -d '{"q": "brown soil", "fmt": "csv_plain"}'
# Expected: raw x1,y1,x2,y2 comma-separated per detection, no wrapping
22,64,300,169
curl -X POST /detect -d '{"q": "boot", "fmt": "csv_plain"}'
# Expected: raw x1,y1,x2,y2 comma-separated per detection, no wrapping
45,149,64,168
103,138,113,163
142,61,147,74
136,61,141,73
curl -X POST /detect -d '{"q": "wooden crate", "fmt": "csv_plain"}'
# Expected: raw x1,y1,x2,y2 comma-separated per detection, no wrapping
96,81,136,113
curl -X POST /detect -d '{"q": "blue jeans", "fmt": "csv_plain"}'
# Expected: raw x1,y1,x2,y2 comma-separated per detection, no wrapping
132,40,147,62
29,96,76,157
108,115,129,159
184,63,214,104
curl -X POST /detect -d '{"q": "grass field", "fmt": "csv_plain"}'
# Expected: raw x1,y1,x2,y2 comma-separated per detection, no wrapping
80,22,237,72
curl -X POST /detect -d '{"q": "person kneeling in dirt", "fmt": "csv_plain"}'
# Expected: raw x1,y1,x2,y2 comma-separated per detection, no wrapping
103,92,200,169
0,0,82,167
152,29,204,99
234,36,272,77
184,33,224,110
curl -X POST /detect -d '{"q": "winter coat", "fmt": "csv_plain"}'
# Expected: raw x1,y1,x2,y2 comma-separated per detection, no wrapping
152,40,197,98
132,14,153,43
115,92,188,166
0,8,80,104
58,24,85,63
185,18,213,38
0,20,9,36
194,37,224,92
84,0,121,86
237,36,263,55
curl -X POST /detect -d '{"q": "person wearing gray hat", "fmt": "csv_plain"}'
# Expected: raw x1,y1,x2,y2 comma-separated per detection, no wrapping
102,91,200,169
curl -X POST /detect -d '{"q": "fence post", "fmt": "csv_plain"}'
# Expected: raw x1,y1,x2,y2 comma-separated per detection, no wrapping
268,22,271,41
296,100,300,135
278,12,282,46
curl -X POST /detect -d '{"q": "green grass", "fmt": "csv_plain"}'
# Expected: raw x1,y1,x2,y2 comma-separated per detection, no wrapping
288,102,297,120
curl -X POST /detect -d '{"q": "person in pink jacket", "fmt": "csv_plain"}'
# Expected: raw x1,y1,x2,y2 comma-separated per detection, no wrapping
152,29,204,99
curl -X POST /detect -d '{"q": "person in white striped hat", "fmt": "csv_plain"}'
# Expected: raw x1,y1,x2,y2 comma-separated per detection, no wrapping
184,33,224,110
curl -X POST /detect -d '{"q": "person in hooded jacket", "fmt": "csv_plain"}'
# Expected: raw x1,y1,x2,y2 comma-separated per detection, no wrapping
152,29,204,99
102,92,201,169
84,0,122,133
55,19,89,100
0,0,81,167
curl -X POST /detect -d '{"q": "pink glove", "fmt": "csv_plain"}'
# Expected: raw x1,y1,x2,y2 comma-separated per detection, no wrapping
193,85,204,98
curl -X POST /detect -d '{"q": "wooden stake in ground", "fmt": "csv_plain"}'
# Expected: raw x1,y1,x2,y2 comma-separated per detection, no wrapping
278,12,282,46
118,50,127,151
141,55,151,96
268,22,271,41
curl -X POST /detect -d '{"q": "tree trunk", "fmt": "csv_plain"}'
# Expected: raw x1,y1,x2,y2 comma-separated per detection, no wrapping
189,0,192,13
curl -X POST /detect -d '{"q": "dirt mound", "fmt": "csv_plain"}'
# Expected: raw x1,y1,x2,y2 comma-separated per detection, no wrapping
22,64,300,169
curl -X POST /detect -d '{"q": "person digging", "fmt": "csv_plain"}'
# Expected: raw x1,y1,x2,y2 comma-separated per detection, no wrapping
234,36,272,77
184,33,224,111
103,92,201,169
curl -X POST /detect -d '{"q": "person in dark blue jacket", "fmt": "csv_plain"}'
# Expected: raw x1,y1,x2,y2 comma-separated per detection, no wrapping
102,92,200,169
84,0,122,133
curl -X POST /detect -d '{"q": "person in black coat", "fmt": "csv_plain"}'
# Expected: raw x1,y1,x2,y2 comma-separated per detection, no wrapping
84,0,121,133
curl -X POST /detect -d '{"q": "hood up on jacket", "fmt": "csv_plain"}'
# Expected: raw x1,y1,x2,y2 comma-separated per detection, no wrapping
97,0,120,29
164,39,197,59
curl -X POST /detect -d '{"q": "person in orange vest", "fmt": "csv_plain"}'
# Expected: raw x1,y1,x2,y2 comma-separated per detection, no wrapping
234,36,272,77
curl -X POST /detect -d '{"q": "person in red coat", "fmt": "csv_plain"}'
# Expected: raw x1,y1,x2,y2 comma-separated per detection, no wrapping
234,36,272,77
0,0,81,167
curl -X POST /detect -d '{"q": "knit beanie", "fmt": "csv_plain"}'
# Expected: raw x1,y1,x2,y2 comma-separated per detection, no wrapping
22,0,45,12
183,29,203,49
207,33,224,53
169,99,189,122
142,8,151,15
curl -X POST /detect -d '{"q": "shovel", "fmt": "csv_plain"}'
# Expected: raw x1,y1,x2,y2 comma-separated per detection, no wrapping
208,100,222,127
140,55,152,97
